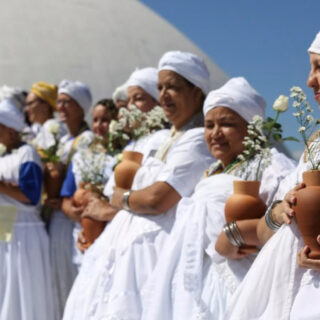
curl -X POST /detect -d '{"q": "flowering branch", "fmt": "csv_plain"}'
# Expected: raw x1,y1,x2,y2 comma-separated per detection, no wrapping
291,86,320,170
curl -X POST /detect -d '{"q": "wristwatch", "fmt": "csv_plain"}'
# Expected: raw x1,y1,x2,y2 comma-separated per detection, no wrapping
122,190,132,211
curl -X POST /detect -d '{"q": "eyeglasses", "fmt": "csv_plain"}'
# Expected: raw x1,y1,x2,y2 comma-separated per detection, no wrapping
56,99,73,106
25,98,43,107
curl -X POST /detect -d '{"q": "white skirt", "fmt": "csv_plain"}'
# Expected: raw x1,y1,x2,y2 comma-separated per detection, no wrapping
0,214,57,320
49,209,78,318
63,206,175,320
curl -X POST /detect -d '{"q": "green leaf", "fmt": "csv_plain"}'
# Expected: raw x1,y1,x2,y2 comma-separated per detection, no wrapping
283,137,300,142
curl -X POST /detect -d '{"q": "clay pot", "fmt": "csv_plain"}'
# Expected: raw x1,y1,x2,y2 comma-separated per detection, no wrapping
225,180,267,222
294,170,320,259
74,183,106,246
225,180,267,253
114,150,143,189
43,162,65,199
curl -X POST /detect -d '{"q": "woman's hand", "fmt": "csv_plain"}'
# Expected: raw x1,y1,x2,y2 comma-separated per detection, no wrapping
273,183,305,225
76,229,89,253
297,235,320,271
61,197,84,222
82,197,118,222
215,231,248,260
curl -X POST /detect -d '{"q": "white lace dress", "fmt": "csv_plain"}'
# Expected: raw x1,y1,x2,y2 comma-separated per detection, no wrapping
142,148,296,320
0,144,57,320
49,129,93,318
63,127,213,320
225,150,320,320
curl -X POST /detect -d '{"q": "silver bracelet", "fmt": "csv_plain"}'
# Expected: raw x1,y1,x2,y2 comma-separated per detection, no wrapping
265,200,282,231
122,190,132,211
230,221,245,246
223,222,244,247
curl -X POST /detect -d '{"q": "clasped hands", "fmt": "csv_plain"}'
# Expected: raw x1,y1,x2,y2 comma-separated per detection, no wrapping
270,183,320,270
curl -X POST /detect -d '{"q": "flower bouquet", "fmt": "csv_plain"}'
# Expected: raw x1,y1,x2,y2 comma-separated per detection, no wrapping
73,135,113,245
225,94,296,252
290,86,320,258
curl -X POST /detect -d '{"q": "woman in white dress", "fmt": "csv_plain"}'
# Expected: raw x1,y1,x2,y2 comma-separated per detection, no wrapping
62,50,214,320
225,31,320,320
59,99,117,269
47,80,93,318
0,99,56,320
79,67,169,228
141,77,295,320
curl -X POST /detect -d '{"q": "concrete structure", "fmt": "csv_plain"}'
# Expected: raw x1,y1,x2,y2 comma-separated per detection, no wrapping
0,0,228,106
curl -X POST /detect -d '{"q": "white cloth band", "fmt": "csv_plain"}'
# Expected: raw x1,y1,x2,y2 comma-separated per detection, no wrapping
203,77,266,123
127,67,158,101
58,80,92,114
158,51,210,95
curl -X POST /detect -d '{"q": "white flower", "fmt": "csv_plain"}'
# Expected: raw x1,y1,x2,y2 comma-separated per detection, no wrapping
0,143,7,156
293,112,300,117
109,120,118,134
306,115,314,123
273,95,289,112
49,122,59,135
298,126,306,132
306,106,314,112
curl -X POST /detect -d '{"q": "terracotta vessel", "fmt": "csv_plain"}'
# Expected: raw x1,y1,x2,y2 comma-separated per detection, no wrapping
74,183,106,246
114,150,143,189
225,180,267,253
225,180,267,222
294,170,320,259
43,162,65,199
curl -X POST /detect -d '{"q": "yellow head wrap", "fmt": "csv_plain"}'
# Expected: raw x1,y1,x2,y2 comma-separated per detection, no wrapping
31,81,58,110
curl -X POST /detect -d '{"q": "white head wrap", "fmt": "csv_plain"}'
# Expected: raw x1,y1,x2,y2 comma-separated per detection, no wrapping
126,68,158,101
58,80,92,114
112,81,128,104
308,31,320,55
0,85,25,112
0,99,25,132
158,51,210,95
203,77,266,123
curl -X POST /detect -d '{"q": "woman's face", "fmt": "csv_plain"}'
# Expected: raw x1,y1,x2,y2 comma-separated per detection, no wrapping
127,86,157,112
57,93,84,126
25,92,51,124
158,70,203,130
307,53,320,106
204,107,248,167
0,123,14,148
92,104,111,140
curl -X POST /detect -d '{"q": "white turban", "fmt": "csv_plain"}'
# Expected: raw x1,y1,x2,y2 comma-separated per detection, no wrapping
203,77,266,123
0,99,25,132
158,51,210,95
58,80,92,114
112,81,128,104
0,85,25,112
308,31,320,55
126,68,158,101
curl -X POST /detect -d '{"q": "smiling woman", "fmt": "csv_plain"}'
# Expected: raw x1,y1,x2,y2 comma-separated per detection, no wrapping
204,107,248,167
62,51,213,320
140,77,295,320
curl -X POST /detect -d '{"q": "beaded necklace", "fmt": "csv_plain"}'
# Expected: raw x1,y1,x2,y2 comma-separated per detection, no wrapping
205,158,241,177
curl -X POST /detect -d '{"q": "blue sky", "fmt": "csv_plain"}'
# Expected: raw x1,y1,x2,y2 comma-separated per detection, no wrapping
140,0,320,157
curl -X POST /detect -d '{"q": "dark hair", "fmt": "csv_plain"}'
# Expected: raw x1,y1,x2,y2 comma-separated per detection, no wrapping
94,98,118,120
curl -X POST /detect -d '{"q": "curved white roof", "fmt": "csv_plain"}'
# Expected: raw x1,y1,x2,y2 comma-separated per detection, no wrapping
0,0,228,103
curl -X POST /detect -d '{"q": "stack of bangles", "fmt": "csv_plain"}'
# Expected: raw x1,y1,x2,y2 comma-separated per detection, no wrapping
223,221,244,248
264,200,282,231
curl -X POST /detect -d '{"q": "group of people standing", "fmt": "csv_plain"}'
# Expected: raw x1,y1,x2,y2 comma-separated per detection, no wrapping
1,31,320,320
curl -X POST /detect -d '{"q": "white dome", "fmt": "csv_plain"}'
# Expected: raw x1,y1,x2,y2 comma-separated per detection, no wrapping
0,0,228,103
